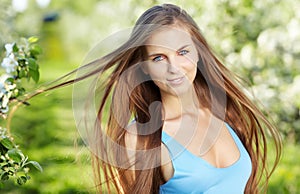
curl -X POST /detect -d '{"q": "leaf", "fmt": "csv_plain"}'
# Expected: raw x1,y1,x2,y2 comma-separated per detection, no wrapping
19,69,27,78
30,45,42,56
28,36,38,44
6,77,14,83
0,138,14,150
0,144,8,154
26,161,43,172
7,149,23,163
15,87,26,98
12,43,18,52
29,69,39,83
0,172,9,181
18,87,26,95
17,176,27,185
28,58,38,70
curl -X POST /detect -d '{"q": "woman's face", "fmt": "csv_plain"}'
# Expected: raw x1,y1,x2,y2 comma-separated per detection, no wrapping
144,25,199,97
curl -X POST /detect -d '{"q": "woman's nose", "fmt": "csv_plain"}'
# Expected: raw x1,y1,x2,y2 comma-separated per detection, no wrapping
167,57,181,73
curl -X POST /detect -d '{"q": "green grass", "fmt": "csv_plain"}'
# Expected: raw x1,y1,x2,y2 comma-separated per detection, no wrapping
0,59,97,193
268,143,300,194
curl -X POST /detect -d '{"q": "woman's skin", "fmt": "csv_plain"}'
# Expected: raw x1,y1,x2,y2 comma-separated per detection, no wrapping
127,25,241,183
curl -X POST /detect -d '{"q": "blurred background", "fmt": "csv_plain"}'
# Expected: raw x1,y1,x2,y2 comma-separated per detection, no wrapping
0,0,299,193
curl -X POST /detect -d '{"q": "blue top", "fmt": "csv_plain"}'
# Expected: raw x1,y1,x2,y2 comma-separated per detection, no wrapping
159,124,252,194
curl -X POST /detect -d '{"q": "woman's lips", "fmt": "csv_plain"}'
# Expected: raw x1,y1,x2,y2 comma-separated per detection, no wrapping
167,76,185,85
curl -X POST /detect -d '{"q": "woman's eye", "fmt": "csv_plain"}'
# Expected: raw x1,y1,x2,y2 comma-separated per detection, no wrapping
152,55,165,62
178,50,189,56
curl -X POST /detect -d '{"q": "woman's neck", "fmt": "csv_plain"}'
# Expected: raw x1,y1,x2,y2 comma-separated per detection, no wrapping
161,87,199,121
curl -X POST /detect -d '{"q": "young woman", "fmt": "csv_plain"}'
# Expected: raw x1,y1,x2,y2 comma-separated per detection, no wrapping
50,3,281,194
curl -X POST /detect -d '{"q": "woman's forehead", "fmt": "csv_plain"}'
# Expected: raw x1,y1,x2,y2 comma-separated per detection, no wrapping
145,26,193,50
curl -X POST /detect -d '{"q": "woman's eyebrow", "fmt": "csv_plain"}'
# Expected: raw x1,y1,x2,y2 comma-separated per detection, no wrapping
177,44,190,51
147,44,190,57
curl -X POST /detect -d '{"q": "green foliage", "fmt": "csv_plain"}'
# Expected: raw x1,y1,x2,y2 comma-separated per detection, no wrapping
13,37,41,83
0,127,42,187
0,36,43,186
0,59,96,193
0,37,42,116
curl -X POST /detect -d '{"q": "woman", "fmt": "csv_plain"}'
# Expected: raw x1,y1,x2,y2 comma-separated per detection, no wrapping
50,3,281,194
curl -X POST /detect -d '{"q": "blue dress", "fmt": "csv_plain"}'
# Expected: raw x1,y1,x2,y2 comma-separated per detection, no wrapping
159,124,252,194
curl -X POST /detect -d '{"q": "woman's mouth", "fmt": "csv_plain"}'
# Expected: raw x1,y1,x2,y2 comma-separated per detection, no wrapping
167,76,185,86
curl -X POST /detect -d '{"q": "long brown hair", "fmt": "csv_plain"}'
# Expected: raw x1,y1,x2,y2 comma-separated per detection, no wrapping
44,3,281,194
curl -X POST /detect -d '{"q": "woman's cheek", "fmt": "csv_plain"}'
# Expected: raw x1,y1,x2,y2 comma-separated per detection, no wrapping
147,63,168,79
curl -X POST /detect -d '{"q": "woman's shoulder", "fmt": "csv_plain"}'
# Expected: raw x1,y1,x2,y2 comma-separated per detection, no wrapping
124,121,167,151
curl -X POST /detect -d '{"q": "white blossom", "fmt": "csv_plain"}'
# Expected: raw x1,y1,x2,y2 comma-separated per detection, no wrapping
36,0,51,8
0,74,12,86
0,82,5,98
4,43,15,57
1,53,18,74
1,93,11,110
0,74,15,114
12,0,28,12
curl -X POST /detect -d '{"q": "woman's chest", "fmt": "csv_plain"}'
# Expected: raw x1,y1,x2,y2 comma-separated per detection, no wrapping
160,124,252,194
